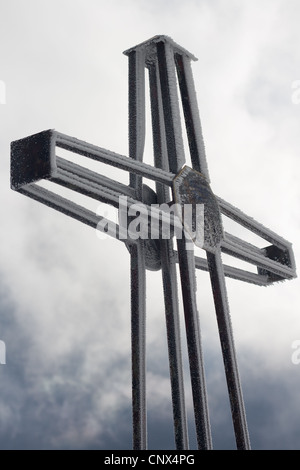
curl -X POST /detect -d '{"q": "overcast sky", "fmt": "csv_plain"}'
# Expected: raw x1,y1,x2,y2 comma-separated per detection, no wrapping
0,0,300,450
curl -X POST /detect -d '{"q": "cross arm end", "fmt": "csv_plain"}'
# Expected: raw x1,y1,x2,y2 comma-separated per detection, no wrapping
11,129,57,191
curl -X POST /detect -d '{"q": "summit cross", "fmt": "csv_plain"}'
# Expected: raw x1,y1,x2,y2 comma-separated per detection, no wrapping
11,35,296,450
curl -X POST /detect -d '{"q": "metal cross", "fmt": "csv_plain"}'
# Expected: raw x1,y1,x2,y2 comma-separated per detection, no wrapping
10,35,296,450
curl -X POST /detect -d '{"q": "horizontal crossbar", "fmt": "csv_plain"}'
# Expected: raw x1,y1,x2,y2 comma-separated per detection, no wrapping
11,129,296,285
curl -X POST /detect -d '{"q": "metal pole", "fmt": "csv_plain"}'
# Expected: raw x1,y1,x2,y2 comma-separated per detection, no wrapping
128,48,148,450
156,39,212,450
149,62,189,450
175,51,251,449
207,250,251,449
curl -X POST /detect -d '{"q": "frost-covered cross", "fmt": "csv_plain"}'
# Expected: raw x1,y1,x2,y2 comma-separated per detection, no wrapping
11,36,296,450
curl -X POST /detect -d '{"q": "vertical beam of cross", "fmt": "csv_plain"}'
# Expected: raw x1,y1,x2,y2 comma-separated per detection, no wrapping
206,252,250,449
148,62,189,449
155,39,212,450
128,48,147,450
127,43,191,449
174,50,251,450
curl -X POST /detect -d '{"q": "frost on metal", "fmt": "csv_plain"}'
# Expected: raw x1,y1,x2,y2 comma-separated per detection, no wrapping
173,166,223,251
10,35,296,451
11,130,57,190
123,34,198,65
